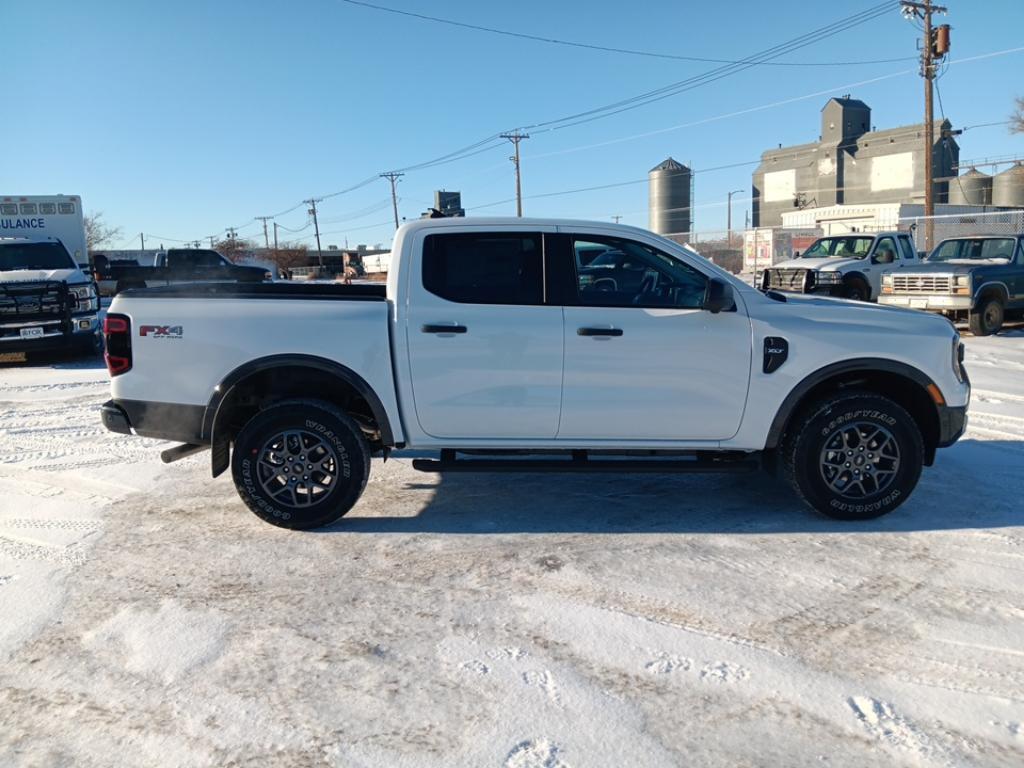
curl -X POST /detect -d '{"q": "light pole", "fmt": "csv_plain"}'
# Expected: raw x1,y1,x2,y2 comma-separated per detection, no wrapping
727,189,743,246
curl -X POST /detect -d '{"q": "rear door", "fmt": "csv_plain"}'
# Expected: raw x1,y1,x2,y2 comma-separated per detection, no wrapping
405,229,564,439
556,232,752,441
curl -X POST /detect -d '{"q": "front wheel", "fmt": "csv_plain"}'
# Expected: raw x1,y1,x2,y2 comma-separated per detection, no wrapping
231,399,370,530
969,297,1004,336
841,277,871,302
782,392,924,520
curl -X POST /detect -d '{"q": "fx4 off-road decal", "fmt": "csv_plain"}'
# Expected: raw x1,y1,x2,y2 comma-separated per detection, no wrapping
139,325,183,339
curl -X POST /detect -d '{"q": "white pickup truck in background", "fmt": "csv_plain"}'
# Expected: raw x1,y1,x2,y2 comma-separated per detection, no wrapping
101,218,969,529
760,231,920,301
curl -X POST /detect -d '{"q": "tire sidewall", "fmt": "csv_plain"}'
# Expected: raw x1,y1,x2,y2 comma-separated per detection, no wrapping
231,403,368,529
982,298,1004,335
842,279,869,302
791,396,923,520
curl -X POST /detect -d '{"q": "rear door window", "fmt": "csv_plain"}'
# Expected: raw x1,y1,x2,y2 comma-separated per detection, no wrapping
423,232,544,305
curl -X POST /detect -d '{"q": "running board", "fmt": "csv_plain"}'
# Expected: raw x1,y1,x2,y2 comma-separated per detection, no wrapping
160,443,209,464
412,455,759,474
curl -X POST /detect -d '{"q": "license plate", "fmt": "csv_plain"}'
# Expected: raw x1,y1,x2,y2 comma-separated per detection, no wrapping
19,327,45,339
910,299,929,309
0,351,28,363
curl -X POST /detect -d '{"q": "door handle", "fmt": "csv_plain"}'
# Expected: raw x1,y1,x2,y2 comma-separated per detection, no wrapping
422,323,467,334
577,327,623,337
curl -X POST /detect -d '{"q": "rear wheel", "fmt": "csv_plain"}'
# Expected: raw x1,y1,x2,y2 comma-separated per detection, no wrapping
231,399,370,530
782,392,924,520
969,297,1004,336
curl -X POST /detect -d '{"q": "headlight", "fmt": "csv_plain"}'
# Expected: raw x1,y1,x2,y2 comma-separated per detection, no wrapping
815,271,842,284
882,274,894,286
952,334,965,382
953,274,971,296
70,283,99,311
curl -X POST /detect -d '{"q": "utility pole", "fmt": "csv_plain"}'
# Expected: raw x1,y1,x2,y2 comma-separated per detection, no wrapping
226,227,238,241
255,216,272,249
500,131,529,216
305,198,323,267
727,189,743,246
273,222,279,251
380,172,404,230
139,232,145,251
612,215,622,224
208,236,216,248
902,0,949,251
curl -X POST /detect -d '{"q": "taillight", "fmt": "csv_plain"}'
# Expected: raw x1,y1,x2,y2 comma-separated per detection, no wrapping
104,314,132,376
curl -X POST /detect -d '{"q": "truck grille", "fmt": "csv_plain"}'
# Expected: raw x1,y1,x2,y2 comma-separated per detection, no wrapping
891,274,953,294
766,268,808,291
0,281,72,323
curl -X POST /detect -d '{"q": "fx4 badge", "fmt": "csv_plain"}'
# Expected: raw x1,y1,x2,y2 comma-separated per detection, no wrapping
139,325,183,339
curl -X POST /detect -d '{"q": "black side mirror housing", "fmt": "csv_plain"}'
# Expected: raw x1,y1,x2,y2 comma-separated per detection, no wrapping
793,250,801,258
703,278,736,314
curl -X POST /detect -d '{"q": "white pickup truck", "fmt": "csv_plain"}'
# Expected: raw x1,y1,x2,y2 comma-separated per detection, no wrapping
101,218,969,529
760,232,920,301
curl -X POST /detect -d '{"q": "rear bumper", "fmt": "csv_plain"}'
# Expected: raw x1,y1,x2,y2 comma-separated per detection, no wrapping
101,398,207,443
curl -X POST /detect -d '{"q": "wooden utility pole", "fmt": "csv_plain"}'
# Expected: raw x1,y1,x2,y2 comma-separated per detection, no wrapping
255,216,272,248
380,172,404,230
139,233,145,251
273,221,279,251
901,0,949,251
304,198,323,267
501,131,529,216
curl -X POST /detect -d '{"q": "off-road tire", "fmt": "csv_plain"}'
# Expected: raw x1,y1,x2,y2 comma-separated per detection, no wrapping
231,399,370,530
969,297,1004,336
782,392,924,520
841,277,871,302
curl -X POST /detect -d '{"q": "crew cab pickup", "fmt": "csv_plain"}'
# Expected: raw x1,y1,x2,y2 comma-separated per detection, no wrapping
93,248,271,296
101,218,969,529
760,232,919,301
1,236,100,359
878,235,1024,336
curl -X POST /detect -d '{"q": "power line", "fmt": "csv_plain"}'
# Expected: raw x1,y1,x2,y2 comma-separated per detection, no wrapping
337,0,915,67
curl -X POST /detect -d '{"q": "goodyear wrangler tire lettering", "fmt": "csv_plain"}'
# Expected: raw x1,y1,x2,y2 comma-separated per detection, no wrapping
784,392,923,521
231,400,370,530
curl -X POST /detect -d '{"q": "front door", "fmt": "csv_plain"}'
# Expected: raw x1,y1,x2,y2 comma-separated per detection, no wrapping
558,234,752,441
405,229,564,439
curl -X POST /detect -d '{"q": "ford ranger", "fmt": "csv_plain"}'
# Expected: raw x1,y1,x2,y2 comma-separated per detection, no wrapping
100,218,969,529
760,232,920,302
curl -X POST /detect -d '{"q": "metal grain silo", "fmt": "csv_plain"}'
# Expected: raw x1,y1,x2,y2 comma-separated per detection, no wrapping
947,168,992,205
649,158,692,236
992,163,1024,208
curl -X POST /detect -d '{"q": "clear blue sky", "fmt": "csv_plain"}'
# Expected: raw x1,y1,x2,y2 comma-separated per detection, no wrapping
3,0,1022,249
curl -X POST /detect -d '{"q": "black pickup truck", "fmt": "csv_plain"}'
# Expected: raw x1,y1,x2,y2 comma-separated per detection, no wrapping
93,248,272,296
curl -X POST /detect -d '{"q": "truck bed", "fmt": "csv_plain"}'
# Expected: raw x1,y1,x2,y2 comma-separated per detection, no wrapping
119,282,387,300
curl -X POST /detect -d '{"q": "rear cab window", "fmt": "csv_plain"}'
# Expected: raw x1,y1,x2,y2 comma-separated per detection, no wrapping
422,232,544,305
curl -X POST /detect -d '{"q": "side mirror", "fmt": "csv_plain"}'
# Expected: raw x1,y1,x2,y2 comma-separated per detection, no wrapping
793,250,801,258
703,278,736,314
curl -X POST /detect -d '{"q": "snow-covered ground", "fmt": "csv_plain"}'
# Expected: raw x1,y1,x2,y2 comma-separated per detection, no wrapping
1,332,1023,767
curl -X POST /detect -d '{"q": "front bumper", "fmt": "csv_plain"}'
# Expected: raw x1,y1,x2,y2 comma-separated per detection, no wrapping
0,314,100,353
878,294,972,312
937,404,968,447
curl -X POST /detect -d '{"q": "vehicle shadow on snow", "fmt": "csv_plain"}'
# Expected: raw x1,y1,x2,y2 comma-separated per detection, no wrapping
0,353,106,370
325,439,1023,535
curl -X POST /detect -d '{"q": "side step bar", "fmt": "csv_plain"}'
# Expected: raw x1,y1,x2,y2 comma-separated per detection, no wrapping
412,452,759,475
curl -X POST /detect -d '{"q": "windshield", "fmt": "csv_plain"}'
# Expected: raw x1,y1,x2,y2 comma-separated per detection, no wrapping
801,236,874,259
0,242,76,271
927,238,1017,263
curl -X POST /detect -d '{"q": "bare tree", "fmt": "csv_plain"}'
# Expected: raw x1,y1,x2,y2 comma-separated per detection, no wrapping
269,243,310,274
214,237,257,263
84,212,123,252
1012,96,1024,134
